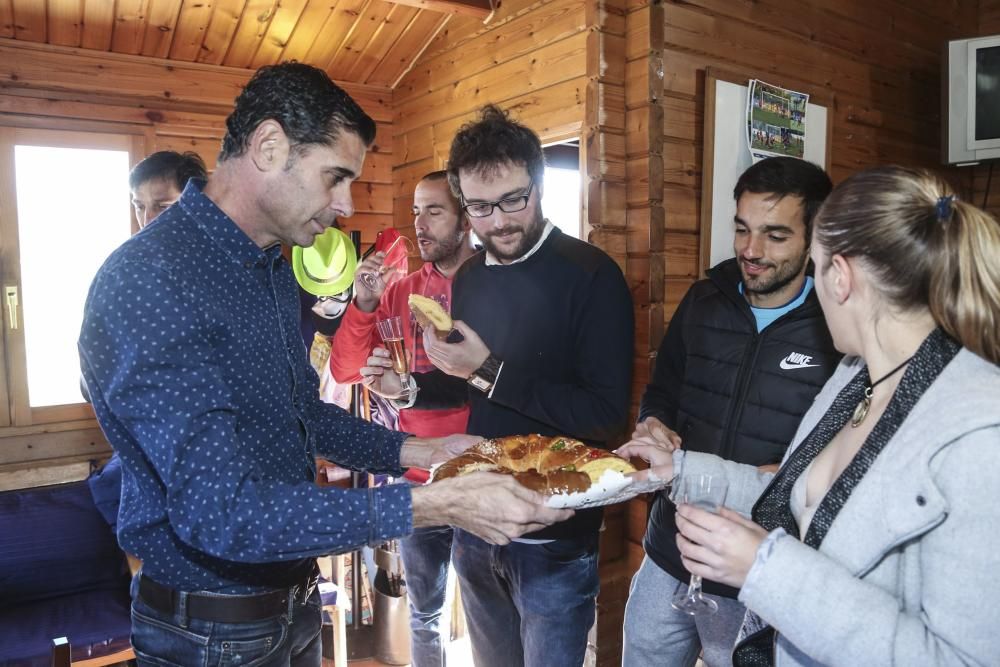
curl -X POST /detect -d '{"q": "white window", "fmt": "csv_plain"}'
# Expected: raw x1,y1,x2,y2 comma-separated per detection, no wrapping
0,126,141,426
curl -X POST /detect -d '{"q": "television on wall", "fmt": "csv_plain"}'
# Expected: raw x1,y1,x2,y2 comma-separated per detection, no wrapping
943,35,1000,165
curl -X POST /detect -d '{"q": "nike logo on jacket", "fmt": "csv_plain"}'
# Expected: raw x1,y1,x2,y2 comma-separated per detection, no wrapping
780,352,821,370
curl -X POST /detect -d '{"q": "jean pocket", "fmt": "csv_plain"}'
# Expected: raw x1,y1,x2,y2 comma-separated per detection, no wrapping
133,647,190,667
216,618,288,667
132,605,210,667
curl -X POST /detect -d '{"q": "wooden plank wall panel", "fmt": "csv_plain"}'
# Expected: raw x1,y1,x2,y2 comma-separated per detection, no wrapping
141,0,183,59
47,0,83,47
198,0,249,65
0,1,13,39
391,0,588,247
11,0,45,42
622,0,981,599
0,39,394,470
169,0,217,61
80,0,114,51
974,1,1000,219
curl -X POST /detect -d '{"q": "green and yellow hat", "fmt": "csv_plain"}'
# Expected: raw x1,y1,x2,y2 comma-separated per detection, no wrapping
292,227,357,296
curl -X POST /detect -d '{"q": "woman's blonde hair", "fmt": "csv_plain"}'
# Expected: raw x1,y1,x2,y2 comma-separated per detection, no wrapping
813,165,1000,364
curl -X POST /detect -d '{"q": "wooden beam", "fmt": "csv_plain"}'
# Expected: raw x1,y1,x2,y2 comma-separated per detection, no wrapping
381,0,496,22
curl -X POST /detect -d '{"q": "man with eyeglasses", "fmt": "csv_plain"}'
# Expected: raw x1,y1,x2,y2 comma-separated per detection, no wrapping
365,104,634,667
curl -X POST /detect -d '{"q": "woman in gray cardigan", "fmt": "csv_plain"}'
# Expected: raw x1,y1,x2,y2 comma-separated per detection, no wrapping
620,166,1000,667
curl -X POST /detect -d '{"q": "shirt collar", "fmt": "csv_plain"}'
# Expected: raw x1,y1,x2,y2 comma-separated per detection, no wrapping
177,179,277,269
484,219,555,266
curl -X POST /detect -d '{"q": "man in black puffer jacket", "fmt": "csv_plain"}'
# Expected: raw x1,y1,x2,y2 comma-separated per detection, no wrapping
622,157,841,667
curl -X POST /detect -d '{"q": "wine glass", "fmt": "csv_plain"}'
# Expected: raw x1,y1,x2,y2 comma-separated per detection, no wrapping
671,473,729,615
357,235,415,291
375,315,417,400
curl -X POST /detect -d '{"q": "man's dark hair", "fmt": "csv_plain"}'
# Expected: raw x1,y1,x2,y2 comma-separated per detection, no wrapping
421,170,458,199
446,104,545,199
733,157,833,240
219,62,376,162
128,151,207,192
421,170,448,182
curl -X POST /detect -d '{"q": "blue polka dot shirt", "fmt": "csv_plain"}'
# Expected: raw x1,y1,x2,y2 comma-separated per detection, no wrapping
78,180,413,594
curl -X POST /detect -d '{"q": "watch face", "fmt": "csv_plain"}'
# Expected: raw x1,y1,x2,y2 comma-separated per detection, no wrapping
469,374,491,392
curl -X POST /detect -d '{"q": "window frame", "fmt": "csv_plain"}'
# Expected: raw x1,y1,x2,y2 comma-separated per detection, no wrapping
0,119,147,430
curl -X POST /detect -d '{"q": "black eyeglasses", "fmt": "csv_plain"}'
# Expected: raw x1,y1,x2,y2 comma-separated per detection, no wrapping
461,180,534,218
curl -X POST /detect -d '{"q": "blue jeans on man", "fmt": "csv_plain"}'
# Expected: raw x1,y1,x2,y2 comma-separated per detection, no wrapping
451,528,599,667
399,524,453,667
129,576,323,666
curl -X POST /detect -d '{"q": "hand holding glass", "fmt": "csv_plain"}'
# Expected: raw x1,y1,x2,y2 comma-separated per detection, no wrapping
671,474,729,615
375,315,408,377
357,235,414,291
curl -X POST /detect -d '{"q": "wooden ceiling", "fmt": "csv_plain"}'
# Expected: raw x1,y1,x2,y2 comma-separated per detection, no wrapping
0,0,488,89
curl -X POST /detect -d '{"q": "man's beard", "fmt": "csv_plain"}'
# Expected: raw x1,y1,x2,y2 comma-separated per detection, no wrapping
420,228,466,265
480,204,546,262
741,251,809,298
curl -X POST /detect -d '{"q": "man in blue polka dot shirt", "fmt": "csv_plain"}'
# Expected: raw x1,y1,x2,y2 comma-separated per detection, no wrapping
78,62,572,666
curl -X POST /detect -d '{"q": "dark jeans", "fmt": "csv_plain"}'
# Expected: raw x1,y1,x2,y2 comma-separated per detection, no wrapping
129,578,323,666
451,528,599,667
399,524,454,667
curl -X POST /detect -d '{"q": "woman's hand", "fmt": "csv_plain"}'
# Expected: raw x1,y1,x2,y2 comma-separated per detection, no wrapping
675,505,769,588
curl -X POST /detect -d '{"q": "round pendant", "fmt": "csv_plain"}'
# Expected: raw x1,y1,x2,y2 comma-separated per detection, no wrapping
851,398,870,428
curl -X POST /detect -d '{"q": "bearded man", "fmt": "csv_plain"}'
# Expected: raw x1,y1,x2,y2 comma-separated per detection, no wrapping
621,156,842,667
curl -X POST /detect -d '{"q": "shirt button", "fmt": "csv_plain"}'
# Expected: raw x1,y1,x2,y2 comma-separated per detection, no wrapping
916,495,926,506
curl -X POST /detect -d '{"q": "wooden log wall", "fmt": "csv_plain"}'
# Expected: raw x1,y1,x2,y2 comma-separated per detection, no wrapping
392,1,632,663
974,0,1000,218
624,0,980,574
0,39,394,478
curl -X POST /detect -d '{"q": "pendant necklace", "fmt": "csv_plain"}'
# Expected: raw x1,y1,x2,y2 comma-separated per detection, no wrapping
850,356,913,428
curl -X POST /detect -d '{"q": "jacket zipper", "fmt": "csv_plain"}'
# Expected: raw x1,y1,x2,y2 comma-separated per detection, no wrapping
721,329,762,460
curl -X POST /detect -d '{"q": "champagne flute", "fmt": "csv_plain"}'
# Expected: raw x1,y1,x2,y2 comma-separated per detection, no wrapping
375,315,415,399
357,235,414,291
671,473,729,615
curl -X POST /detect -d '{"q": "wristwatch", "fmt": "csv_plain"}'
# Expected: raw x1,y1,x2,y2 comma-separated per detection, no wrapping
467,355,502,394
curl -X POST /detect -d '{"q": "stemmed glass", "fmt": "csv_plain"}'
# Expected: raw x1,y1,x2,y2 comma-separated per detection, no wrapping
375,315,417,399
671,473,729,615
357,235,415,291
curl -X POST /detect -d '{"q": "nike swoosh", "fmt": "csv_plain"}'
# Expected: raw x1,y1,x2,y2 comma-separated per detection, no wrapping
779,360,821,370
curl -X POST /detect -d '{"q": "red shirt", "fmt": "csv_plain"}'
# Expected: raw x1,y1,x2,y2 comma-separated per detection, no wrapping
330,262,470,446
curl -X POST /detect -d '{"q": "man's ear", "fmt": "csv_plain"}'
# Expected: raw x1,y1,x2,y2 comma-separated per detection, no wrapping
248,120,290,173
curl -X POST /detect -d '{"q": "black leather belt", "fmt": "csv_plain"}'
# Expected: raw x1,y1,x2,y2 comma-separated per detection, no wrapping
138,570,319,624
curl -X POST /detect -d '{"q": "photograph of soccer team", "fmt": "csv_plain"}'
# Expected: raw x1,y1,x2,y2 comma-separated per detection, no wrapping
748,80,807,159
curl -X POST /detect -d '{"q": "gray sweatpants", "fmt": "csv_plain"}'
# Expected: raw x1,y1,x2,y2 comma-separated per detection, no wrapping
622,555,746,667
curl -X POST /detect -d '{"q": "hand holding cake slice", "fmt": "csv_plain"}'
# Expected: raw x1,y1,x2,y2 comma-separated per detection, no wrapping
408,294,453,339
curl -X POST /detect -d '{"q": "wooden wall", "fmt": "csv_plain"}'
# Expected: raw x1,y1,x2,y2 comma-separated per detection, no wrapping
623,0,981,572
974,0,1000,218
0,39,394,479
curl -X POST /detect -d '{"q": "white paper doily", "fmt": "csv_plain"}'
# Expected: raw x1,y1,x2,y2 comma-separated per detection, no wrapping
545,470,671,509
